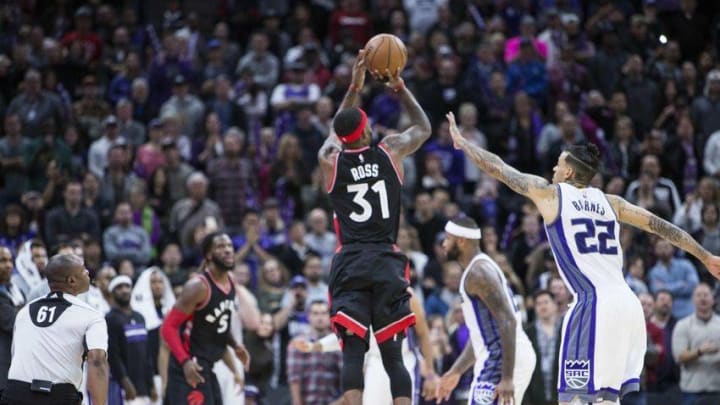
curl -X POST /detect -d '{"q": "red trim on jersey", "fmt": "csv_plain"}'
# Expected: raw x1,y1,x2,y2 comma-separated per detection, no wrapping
374,313,416,344
195,274,212,310
393,244,411,280
331,311,368,339
338,109,367,144
378,143,404,185
333,214,343,250
343,145,370,153
326,152,340,193
205,270,233,295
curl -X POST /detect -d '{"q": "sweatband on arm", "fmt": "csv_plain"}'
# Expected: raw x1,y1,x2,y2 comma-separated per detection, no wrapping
161,307,193,365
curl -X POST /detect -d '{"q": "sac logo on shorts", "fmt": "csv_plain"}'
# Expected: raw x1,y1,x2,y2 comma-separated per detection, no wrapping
564,359,591,389
473,381,496,404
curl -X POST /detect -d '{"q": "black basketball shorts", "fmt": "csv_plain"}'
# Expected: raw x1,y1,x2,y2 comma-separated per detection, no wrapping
165,356,222,405
328,243,416,345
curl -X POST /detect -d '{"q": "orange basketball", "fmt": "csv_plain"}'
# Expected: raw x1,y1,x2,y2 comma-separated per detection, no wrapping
364,34,407,80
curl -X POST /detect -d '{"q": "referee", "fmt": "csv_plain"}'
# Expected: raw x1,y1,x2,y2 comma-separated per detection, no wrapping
0,253,109,405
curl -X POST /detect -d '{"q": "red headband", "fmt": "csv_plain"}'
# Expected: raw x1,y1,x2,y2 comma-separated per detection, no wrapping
338,108,367,144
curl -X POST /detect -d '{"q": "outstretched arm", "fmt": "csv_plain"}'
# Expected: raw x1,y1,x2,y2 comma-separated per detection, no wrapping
446,112,555,204
608,195,720,278
378,69,432,159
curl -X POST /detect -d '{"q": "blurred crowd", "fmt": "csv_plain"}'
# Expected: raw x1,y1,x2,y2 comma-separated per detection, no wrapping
0,0,720,404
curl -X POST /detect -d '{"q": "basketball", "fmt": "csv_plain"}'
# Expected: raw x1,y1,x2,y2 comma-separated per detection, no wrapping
364,34,407,79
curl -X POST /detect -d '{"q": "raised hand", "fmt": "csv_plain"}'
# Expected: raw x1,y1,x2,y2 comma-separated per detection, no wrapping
705,256,720,281
446,112,463,149
350,49,367,90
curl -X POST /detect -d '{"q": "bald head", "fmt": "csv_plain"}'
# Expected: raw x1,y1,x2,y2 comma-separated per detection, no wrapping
45,253,83,282
45,253,89,295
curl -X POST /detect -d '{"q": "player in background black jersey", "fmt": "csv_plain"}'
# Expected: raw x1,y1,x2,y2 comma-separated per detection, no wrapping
160,232,250,405
317,49,432,405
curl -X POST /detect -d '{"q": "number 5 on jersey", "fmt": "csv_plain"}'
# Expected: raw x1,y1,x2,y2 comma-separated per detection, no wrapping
347,180,389,222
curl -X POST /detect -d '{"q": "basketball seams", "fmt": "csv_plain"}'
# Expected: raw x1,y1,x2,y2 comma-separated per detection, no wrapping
367,36,385,73
365,34,407,79
385,36,393,73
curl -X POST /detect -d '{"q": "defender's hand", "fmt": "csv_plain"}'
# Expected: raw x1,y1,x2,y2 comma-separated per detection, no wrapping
446,112,463,149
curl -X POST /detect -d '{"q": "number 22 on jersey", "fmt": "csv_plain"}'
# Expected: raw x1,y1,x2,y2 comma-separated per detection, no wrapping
347,180,390,222
571,218,618,255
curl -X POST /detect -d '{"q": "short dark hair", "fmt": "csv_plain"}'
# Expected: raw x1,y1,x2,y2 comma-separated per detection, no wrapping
333,108,363,137
303,252,322,266
29,238,46,250
64,181,82,192
451,216,479,230
533,289,555,301
653,289,673,300
308,299,328,310
201,232,228,257
45,253,83,284
566,144,601,184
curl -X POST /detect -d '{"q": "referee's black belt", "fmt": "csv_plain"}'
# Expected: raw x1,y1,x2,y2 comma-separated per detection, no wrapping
2,379,81,404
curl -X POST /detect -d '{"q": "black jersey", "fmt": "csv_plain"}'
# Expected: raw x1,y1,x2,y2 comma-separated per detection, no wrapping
187,271,235,362
328,143,402,244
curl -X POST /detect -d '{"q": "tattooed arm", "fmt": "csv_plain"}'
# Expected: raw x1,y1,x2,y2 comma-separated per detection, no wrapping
446,112,556,213
378,72,432,160
464,262,517,384
607,195,720,274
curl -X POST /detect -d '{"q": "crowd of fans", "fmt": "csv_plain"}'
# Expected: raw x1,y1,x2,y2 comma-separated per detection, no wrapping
0,0,720,404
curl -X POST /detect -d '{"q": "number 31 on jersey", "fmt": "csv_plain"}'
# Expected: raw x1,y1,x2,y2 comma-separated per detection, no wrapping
347,180,390,222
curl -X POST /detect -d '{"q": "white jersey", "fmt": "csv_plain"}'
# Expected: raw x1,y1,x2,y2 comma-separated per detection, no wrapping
546,183,624,290
545,183,646,403
8,292,108,391
459,253,535,405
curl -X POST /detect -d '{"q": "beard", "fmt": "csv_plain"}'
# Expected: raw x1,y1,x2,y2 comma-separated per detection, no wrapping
446,245,461,262
115,295,131,307
212,254,234,272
